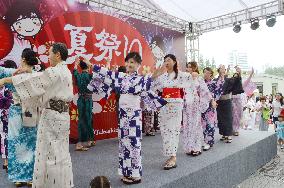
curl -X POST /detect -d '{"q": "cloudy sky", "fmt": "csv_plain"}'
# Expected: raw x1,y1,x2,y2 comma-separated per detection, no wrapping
153,0,284,72
198,17,284,73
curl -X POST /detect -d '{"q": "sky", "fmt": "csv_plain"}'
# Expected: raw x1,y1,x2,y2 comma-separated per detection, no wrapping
152,0,284,73
198,17,284,73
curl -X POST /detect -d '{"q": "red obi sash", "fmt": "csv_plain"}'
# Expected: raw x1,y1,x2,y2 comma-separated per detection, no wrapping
162,88,183,99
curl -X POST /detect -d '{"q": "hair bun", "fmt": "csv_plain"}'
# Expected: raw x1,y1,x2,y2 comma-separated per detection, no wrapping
22,48,38,66
26,56,38,66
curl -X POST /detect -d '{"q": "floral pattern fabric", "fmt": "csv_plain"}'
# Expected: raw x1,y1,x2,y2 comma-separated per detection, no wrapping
201,78,223,146
183,77,212,152
0,66,37,183
0,87,13,159
152,71,193,157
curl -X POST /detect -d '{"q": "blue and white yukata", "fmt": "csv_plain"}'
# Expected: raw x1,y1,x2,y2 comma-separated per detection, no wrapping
0,67,37,183
88,65,167,178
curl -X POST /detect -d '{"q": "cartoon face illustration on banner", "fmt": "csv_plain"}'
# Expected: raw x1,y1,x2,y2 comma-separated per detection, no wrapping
4,0,44,39
33,11,155,70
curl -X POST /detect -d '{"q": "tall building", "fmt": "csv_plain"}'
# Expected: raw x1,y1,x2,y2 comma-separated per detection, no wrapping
228,50,250,71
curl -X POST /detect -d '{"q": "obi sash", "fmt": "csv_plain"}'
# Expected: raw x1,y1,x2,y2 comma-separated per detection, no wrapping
162,88,183,99
119,94,140,109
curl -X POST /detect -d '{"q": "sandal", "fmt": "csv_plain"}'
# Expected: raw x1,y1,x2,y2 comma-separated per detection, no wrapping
220,136,226,141
122,177,141,185
203,144,211,151
233,132,239,136
86,141,96,148
145,132,155,136
75,146,89,151
120,176,130,182
191,151,202,157
225,137,232,143
164,158,172,166
14,182,25,187
27,182,32,187
164,160,177,170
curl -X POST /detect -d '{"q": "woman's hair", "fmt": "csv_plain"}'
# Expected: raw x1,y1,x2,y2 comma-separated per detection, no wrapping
164,54,178,79
187,61,199,74
233,72,241,78
4,0,42,26
79,60,88,70
1,60,17,69
277,93,284,106
118,66,126,73
125,52,142,64
203,67,214,77
21,48,38,66
90,176,111,188
259,96,266,101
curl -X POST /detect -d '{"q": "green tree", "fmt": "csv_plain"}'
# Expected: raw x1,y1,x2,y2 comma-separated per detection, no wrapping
264,66,284,77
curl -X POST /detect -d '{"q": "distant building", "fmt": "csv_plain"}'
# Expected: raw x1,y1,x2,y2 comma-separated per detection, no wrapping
245,74,284,96
228,50,250,71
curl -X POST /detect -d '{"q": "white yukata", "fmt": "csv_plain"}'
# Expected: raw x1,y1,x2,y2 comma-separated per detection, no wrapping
152,71,194,157
246,98,257,130
12,62,74,188
182,77,212,153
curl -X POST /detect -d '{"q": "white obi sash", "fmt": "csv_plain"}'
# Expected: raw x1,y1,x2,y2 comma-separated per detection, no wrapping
119,94,140,109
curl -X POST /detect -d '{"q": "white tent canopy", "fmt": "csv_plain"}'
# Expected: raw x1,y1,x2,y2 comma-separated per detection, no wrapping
152,0,283,33
82,0,283,33
152,0,277,22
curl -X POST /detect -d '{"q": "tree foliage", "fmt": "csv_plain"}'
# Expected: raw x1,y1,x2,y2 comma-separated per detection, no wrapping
197,55,217,76
264,66,284,77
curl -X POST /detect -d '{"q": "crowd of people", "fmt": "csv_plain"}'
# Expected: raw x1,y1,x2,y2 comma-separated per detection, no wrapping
0,41,283,188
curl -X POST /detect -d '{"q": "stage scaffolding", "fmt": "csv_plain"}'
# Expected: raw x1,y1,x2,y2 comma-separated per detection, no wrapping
77,0,284,62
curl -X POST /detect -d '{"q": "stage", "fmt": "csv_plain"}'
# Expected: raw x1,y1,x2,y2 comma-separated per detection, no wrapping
0,129,277,188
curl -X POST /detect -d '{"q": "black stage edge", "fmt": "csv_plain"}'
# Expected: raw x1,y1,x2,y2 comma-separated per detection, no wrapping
0,130,277,188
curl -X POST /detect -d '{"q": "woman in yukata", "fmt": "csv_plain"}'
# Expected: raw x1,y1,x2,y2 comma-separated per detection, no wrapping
201,67,223,150
87,52,167,185
0,60,17,172
182,62,212,156
73,58,96,151
215,65,243,143
151,54,197,169
0,48,40,187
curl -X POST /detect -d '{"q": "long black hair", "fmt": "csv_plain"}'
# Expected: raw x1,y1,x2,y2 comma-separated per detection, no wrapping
164,54,178,79
21,48,38,66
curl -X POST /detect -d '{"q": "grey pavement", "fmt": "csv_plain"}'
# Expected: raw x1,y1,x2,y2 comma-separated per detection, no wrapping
0,129,280,188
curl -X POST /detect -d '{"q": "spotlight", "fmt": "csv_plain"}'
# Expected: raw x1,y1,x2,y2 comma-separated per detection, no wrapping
233,22,241,33
266,15,276,27
250,18,259,30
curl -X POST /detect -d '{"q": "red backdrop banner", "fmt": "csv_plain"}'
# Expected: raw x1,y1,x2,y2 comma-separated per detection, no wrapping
0,0,185,141
33,11,156,141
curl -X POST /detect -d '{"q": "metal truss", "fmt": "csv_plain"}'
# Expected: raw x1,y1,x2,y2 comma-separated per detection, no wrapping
76,0,284,63
77,0,199,63
196,0,284,33
78,0,191,33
